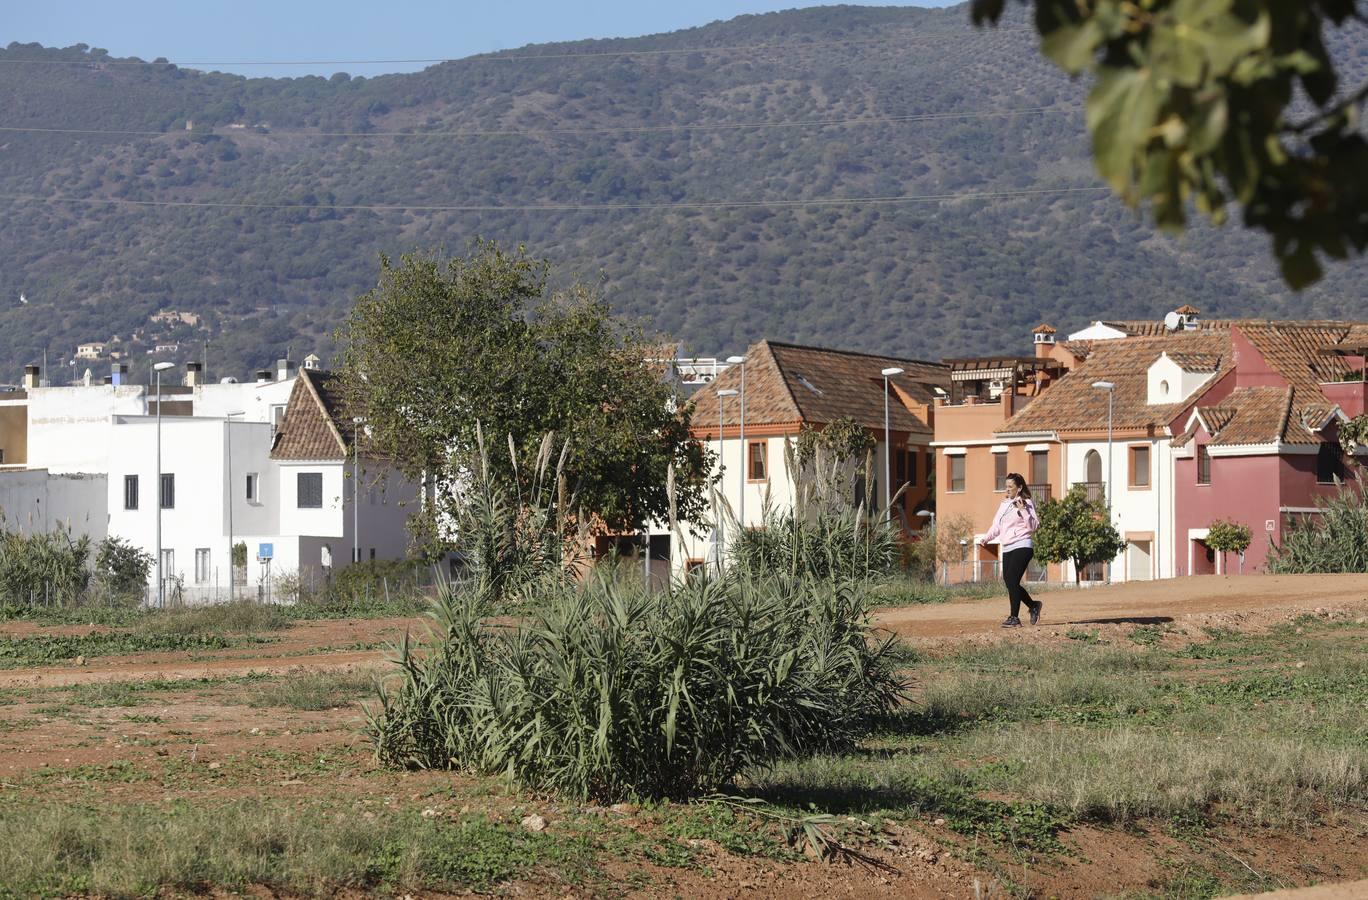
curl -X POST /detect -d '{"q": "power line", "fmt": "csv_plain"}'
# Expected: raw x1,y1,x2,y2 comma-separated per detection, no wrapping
0,30,1030,69
0,185,1111,214
0,104,1075,141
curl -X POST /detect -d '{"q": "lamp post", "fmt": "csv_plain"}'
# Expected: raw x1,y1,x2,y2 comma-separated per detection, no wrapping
152,361,176,608
881,367,904,516
224,410,244,601
716,388,739,571
1092,380,1117,583
726,355,747,529
351,417,364,565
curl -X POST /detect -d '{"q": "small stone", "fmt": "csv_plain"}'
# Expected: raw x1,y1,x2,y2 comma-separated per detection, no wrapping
933,818,946,826
421,808,439,818
609,803,636,816
74,656,86,666
521,814,547,832
207,762,222,770
1295,661,1306,669
249,727,260,735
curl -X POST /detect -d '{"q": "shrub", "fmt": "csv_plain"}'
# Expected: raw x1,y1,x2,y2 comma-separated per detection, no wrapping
0,526,91,606
1034,485,1126,585
367,575,909,801
1206,519,1253,572
94,537,153,600
1268,480,1368,573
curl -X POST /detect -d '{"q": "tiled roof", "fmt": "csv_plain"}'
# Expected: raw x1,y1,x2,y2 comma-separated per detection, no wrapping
688,339,948,435
1032,323,1057,335
1060,340,1094,361
270,369,353,460
997,331,1230,435
1166,352,1220,371
1175,304,1201,315
1195,386,1331,447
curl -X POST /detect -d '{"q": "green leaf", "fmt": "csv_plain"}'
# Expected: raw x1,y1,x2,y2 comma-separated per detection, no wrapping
1087,66,1165,198
1040,18,1104,73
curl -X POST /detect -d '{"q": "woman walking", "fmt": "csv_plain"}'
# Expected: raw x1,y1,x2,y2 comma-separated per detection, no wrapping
980,473,1042,628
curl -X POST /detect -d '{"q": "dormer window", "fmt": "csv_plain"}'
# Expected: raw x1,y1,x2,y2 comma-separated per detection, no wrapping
1160,380,1170,397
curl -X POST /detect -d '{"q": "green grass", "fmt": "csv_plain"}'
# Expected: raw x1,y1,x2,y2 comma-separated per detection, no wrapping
0,632,251,668
0,595,428,631
863,577,1009,607
0,800,601,898
248,670,376,711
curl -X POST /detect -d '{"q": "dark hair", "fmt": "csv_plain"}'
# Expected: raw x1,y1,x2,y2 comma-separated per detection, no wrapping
1006,473,1031,499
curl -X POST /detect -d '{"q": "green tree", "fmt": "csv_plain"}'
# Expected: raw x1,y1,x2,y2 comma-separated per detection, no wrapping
336,242,711,552
972,0,1368,287
1340,414,1368,461
1033,485,1126,585
1206,519,1253,573
94,537,153,599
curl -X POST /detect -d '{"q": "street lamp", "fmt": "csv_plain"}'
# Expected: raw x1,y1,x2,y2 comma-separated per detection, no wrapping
716,388,739,571
881,367,904,515
352,417,364,565
224,410,244,601
726,355,747,529
1092,380,1117,583
152,361,176,608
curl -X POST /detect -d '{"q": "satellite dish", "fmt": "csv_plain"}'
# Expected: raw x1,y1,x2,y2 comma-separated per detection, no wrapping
220,376,239,384
1163,310,1183,331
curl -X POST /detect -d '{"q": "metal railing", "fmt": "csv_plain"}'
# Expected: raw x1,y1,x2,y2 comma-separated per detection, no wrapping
1081,481,1105,503
1028,483,1051,502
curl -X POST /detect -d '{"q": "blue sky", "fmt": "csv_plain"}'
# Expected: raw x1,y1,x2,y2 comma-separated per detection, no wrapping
6,2,961,78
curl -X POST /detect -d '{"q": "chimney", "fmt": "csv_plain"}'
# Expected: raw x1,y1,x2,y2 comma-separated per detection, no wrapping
22,365,40,389
184,361,203,387
255,369,273,385
1032,324,1057,358
1175,304,1200,330
276,358,297,381
111,363,129,386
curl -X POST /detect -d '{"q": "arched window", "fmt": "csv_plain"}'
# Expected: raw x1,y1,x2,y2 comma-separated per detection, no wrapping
1085,449,1102,483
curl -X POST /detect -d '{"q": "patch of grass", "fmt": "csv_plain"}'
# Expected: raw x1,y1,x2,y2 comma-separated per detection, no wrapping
660,802,798,859
1065,627,1104,644
0,800,599,897
864,577,1007,607
0,632,246,668
1128,625,1165,646
248,671,376,711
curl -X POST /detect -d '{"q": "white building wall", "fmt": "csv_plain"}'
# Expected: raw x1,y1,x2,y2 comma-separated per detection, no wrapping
27,385,148,473
0,470,108,538
1064,436,1175,581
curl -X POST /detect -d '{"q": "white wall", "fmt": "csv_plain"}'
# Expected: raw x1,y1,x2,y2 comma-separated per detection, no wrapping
193,378,296,425
0,470,108,538
27,385,147,473
1064,436,1174,580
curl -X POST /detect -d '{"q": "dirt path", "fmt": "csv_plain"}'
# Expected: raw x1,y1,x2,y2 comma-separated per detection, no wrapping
874,574,1368,643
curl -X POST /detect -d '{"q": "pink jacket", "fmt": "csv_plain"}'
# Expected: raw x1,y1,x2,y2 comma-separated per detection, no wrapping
981,497,1039,547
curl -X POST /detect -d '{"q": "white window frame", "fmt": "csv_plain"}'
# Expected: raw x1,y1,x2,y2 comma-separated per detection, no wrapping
194,548,211,584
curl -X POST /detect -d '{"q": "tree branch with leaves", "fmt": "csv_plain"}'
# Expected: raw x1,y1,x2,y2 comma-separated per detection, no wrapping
972,0,1368,287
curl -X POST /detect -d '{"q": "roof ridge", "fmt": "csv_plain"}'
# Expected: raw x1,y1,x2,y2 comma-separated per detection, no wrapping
302,368,349,456
754,339,805,426
760,338,945,370
1276,386,1295,445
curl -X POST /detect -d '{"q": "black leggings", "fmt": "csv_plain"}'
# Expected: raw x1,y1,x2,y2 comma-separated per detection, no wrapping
1002,547,1036,618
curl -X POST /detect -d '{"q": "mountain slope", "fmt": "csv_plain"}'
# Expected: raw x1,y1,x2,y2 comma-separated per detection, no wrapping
1,4,1363,380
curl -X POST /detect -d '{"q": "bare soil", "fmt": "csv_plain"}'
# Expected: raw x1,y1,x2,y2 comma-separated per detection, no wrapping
1,575,1366,898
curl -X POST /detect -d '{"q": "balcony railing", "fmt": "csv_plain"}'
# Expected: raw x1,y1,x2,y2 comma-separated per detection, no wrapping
1081,481,1105,503
1028,483,1051,502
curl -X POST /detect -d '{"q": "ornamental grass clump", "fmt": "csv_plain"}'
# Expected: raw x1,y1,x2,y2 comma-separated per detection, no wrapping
367,574,908,801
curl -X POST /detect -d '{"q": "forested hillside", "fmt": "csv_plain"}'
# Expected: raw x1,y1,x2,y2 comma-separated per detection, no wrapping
1,4,1365,381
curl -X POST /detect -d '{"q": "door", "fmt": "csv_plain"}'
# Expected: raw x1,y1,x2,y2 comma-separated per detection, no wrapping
1127,540,1152,581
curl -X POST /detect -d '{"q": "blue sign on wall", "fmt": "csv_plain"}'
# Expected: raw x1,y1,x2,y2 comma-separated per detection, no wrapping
258,542,274,561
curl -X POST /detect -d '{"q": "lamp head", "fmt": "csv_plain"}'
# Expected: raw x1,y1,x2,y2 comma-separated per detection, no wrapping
726,355,746,365
153,362,175,372
1091,380,1116,391
717,389,739,398
881,367,904,377
224,409,245,417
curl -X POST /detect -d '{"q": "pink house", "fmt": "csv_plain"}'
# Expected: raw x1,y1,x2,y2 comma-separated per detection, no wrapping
1171,323,1368,574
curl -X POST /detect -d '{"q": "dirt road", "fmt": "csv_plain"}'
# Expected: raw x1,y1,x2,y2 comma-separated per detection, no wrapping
875,574,1368,643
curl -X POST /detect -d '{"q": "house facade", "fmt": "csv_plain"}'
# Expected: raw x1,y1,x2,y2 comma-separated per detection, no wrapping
671,339,948,575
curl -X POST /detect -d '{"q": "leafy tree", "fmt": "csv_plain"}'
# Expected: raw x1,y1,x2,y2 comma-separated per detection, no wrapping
1340,414,1368,461
972,0,1368,287
1205,519,1253,573
336,241,711,552
1033,485,1126,585
94,536,154,599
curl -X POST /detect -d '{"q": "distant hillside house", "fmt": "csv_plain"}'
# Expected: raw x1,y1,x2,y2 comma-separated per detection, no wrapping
150,310,201,327
75,342,105,360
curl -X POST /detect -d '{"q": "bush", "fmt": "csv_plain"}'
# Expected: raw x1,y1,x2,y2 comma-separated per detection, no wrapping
0,526,91,606
94,537,152,600
367,575,909,801
1268,480,1368,573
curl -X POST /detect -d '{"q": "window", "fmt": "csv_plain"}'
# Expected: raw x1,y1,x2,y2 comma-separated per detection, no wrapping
159,473,175,509
270,404,286,431
894,446,907,486
924,449,933,487
159,549,174,577
1131,445,1151,487
245,472,259,503
1317,442,1343,484
194,548,211,584
948,455,966,492
297,472,323,508
1197,444,1212,485
1029,450,1049,487
124,475,139,510
993,452,1008,492
369,548,376,561
747,441,767,481
1084,449,1102,484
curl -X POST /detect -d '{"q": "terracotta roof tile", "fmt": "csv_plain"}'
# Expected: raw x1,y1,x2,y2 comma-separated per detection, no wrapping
689,339,948,435
1166,352,1220,371
998,332,1229,435
270,369,353,460
1202,387,1294,447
